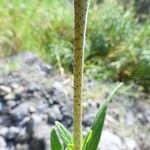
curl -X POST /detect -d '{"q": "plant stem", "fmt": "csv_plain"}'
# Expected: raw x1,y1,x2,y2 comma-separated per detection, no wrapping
73,0,90,150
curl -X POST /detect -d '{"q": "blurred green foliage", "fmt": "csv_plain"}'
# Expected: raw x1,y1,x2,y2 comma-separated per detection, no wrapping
0,0,149,90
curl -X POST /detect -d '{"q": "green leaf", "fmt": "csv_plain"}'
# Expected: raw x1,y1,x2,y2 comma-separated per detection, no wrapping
82,130,93,150
85,83,123,150
51,128,63,150
67,144,74,150
55,121,72,145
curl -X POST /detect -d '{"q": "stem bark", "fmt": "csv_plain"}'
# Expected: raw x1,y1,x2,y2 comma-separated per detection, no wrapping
73,0,90,150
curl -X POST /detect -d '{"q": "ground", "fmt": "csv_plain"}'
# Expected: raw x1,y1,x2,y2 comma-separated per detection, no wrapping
0,52,150,150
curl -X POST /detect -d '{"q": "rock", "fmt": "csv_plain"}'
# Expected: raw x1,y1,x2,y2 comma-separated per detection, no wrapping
27,84,40,94
39,63,52,74
60,101,73,127
15,128,28,143
0,52,150,150
7,100,17,109
47,105,63,124
16,143,29,150
83,100,98,127
52,82,64,92
19,52,38,65
0,136,6,148
83,113,95,127
37,101,48,113
19,116,30,126
125,138,138,150
28,106,36,114
0,127,9,138
7,143,15,150
26,114,43,135
6,126,20,140
10,103,29,122
99,130,122,150
30,123,50,150
0,85,12,96
4,93,16,101
126,111,135,126
142,135,150,150
62,115,73,128
31,114,43,124
11,83,24,94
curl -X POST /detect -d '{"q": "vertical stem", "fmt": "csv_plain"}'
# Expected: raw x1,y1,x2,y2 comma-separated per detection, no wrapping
73,0,89,150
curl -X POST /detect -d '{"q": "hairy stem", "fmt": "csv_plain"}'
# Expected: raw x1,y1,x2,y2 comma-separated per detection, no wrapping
73,0,90,150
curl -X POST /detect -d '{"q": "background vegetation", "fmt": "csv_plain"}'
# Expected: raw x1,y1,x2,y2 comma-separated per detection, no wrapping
0,0,149,90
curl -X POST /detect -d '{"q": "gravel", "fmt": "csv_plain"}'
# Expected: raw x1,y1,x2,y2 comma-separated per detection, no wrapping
0,52,149,150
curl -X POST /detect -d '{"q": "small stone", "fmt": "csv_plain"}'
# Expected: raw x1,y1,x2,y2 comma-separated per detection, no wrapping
31,114,42,124
4,93,16,101
19,116,30,126
37,101,48,113
0,85,12,96
27,84,40,94
0,136,6,148
0,127,9,138
143,135,150,150
62,115,73,128
16,143,29,150
15,128,28,142
28,106,36,114
47,105,63,124
7,100,16,108
10,103,29,122
125,138,138,150
11,83,24,94
40,64,52,74
52,82,64,92
26,114,42,135
126,111,135,126
83,113,95,127
83,100,98,127
99,130,122,150
31,123,50,150
6,126,20,140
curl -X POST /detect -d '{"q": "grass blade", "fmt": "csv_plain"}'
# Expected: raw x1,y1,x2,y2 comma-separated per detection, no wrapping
85,83,123,150
82,130,93,150
55,121,72,145
51,128,63,150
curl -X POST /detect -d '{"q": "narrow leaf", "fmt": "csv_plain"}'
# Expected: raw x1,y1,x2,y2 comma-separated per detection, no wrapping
82,130,93,150
85,83,123,150
67,144,74,150
51,128,63,150
55,121,72,145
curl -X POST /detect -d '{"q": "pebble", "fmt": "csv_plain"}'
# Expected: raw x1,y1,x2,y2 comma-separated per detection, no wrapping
99,130,122,150
31,123,50,150
0,127,9,138
126,111,135,126
6,126,20,140
16,143,29,150
4,93,16,101
0,136,6,148
0,86,12,96
125,138,138,150
28,106,36,114
15,128,28,142
47,105,62,124
10,103,29,122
